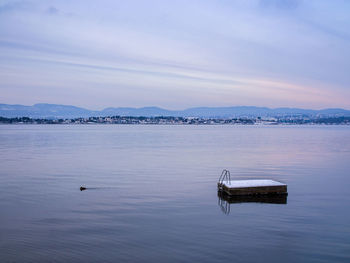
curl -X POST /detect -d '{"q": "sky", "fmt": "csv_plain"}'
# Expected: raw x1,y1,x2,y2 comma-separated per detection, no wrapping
0,0,349,110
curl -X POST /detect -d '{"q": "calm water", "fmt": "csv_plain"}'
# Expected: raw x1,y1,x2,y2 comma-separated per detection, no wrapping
1,125,350,262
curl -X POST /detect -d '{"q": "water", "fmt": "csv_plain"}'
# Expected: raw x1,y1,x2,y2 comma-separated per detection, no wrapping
0,125,349,262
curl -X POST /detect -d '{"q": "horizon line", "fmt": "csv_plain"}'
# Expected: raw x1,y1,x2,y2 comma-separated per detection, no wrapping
1,102,350,112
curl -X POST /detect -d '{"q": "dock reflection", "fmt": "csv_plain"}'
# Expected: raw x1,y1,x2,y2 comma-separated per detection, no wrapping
218,191,287,214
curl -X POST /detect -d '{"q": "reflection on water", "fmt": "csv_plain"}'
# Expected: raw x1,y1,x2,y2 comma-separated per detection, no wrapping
218,191,287,214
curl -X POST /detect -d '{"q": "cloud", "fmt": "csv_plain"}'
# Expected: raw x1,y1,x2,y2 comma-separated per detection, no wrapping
0,0,33,13
0,0,349,109
259,0,300,10
46,6,59,15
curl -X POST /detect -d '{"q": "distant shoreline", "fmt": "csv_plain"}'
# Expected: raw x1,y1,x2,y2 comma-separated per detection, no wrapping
1,116,349,125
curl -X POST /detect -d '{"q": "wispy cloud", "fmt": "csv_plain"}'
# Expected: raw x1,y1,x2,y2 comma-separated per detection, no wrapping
259,0,300,10
0,0,33,13
0,0,349,109
46,6,59,15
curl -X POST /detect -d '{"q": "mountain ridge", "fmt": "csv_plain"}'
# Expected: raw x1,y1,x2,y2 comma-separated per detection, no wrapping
1,103,350,118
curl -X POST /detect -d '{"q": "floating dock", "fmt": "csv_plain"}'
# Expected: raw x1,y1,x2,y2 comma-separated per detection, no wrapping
218,170,287,196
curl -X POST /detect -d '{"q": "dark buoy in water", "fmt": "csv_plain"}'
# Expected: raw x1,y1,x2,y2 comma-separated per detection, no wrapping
80,186,87,191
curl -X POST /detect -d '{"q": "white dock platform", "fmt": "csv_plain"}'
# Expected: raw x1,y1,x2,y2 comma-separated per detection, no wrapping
217,170,287,196
218,179,287,196
222,179,285,188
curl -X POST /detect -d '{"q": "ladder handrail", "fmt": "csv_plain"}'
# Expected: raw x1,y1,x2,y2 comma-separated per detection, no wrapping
218,169,226,183
218,169,231,185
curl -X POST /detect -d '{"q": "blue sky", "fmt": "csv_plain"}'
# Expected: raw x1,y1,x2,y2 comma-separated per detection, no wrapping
0,0,349,109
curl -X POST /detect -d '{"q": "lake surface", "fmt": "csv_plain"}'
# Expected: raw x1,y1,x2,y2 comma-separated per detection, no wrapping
1,125,350,262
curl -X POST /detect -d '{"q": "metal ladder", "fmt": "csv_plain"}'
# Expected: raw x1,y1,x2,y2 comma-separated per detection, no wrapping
218,169,231,190
217,169,232,214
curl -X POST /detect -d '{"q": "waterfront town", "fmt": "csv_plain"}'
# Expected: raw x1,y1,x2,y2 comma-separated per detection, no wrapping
1,116,349,125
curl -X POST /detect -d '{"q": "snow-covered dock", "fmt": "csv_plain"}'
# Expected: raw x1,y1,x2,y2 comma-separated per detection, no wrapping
218,170,287,196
